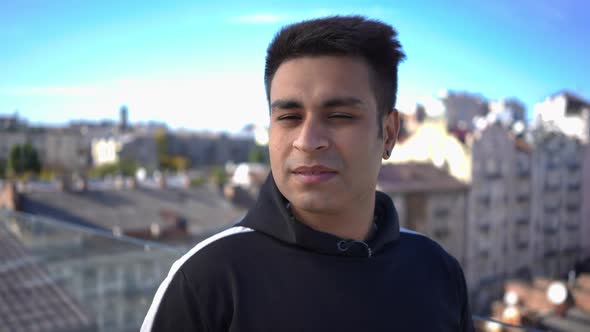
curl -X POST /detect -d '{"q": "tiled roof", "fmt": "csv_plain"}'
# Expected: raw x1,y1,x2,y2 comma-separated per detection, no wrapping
0,223,95,332
378,162,468,193
18,185,245,237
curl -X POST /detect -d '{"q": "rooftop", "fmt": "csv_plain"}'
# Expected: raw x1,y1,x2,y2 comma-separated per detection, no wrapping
17,183,245,241
0,223,95,332
377,162,468,194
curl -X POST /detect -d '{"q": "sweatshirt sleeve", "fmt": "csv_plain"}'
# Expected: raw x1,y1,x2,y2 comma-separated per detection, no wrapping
141,269,207,332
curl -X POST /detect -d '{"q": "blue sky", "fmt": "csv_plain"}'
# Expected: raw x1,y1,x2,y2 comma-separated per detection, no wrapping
1,0,588,132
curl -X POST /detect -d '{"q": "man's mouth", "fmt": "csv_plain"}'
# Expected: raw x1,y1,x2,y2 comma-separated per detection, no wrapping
292,165,337,174
291,166,337,184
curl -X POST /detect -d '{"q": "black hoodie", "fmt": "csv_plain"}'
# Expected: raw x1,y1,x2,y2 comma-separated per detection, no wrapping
142,175,475,331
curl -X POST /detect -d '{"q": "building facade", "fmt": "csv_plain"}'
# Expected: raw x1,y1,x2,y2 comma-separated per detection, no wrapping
377,163,469,265
385,119,473,183
530,131,584,279
0,130,91,173
533,92,590,143
466,124,534,312
441,91,488,131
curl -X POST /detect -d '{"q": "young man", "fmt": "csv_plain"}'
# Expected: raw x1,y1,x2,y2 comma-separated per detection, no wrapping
142,16,475,331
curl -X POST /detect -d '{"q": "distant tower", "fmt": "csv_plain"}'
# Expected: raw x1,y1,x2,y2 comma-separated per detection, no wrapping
119,106,128,131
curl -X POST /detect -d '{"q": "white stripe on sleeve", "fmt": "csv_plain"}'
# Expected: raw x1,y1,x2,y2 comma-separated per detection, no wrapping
141,226,254,332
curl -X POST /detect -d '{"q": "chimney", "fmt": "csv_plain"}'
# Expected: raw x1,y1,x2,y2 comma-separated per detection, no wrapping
182,174,191,188
127,177,138,190
78,176,89,192
114,176,125,190
150,223,161,238
57,176,71,192
0,181,19,211
157,175,167,189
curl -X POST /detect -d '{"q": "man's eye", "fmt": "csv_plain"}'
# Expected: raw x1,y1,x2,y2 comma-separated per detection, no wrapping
277,114,301,121
328,113,353,119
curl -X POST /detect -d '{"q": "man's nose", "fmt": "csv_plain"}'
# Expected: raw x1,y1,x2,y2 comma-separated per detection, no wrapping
292,117,329,152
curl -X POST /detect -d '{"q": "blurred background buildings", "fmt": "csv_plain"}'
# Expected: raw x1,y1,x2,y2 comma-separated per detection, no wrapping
2,89,589,331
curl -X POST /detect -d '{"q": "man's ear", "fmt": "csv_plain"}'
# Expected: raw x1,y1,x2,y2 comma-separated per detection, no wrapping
383,108,400,150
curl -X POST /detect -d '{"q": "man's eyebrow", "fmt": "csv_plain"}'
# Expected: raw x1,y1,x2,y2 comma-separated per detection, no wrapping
322,97,364,108
270,99,302,110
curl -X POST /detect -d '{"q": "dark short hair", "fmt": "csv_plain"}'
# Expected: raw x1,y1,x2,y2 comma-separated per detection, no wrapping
264,15,406,134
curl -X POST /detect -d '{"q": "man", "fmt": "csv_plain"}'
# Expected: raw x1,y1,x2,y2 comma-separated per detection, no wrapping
142,16,475,331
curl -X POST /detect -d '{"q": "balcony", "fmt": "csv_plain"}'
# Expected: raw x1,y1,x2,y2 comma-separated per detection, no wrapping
566,202,579,212
516,193,530,203
516,241,529,250
563,245,580,255
433,208,450,219
478,194,491,208
544,204,560,215
478,221,491,233
544,249,558,258
485,172,502,180
479,249,490,259
566,161,580,171
568,182,581,191
543,224,559,235
433,227,450,239
516,162,530,177
546,158,560,170
543,183,561,193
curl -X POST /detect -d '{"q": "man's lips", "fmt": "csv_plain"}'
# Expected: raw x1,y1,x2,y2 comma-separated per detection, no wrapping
291,166,337,184
291,165,338,174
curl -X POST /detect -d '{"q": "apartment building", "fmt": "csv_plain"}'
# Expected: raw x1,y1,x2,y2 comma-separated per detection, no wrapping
377,163,469,265
530,131,584,279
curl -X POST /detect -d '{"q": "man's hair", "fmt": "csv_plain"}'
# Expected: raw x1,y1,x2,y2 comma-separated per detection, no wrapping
264,15,406,134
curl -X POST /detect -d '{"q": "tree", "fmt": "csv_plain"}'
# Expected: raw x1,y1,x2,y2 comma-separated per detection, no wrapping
89,159,138,178
8,143,41,176
248,146,269,164
0,158,6,178
209,166,228,188
155,128,169,170
154,129,191,171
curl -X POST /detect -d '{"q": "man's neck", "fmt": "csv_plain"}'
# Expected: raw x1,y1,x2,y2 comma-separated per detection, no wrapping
289,197,375,241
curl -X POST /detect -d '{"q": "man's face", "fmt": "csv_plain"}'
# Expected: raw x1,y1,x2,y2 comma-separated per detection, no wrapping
268,56,398,216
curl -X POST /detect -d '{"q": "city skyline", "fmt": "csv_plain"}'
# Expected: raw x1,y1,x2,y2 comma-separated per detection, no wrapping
1,0,589,132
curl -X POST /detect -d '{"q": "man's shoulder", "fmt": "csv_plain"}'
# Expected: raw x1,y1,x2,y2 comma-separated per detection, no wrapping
397,227,462,270
172,226,258,278
398,227,444,250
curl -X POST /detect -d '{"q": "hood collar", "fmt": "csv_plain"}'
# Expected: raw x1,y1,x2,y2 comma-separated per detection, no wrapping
238,174,401,258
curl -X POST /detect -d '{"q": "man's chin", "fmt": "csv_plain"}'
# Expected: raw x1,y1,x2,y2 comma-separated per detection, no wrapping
288,194,339,214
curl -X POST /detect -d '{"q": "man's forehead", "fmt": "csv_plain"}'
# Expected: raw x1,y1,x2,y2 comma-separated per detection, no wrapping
270,96,365,110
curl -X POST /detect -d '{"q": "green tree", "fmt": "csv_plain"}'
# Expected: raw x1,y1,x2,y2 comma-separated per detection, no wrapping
209,166,228,188
155,128,169,170
8,143,41,176
89,159,138,178
0,158,6,178
154,128,191,171
248,146,269,164
118,159,139,176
